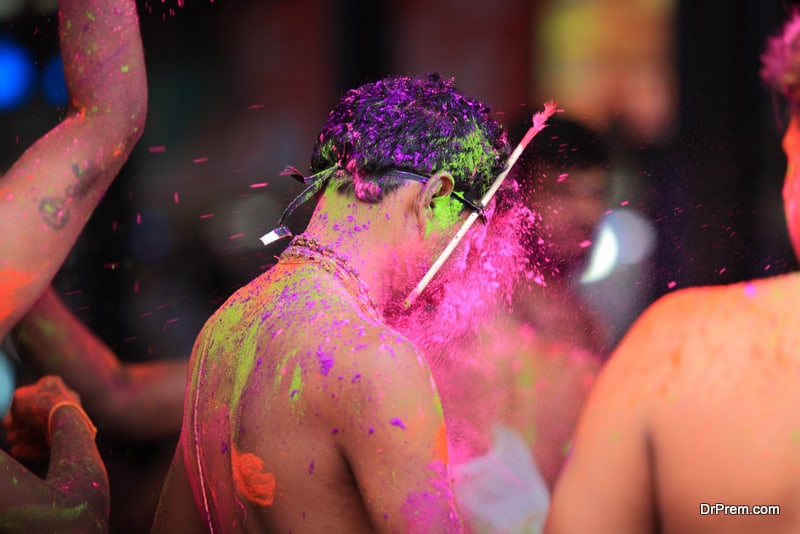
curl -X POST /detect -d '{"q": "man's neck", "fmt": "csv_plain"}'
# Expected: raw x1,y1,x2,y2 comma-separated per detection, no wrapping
303,189,416,311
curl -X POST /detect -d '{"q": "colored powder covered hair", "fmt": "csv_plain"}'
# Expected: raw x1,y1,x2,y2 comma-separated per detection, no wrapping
310,73,509,203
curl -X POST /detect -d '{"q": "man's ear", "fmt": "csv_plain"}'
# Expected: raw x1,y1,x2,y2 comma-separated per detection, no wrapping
414,172,455,234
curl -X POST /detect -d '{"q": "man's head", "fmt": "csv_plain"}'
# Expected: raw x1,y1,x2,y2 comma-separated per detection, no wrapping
304,73,512,307
308,74,526,357
311,73,508,207
509,114,611,269
762,10,800,260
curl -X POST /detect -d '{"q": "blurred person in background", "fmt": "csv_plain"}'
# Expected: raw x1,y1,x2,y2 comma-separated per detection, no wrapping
11,286,186,441
509,113,613,357
427,113,609,533
546,10,800,533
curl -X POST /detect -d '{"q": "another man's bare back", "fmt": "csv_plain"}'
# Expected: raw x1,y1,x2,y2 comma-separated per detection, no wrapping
547,273,800,533
546,12,800,533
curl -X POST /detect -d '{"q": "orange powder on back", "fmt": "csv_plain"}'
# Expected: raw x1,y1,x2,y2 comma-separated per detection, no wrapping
231,446,277,507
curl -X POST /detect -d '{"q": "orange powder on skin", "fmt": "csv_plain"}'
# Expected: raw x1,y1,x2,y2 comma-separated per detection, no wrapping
0,268,37,323
433,422,448,463
231,445,277,507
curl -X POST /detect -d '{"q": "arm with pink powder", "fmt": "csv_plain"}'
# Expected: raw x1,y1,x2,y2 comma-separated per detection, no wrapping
0,0,146,529
0,0,147,339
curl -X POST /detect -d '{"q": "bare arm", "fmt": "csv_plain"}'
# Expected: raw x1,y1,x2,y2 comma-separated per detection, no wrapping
151,436,206,534
544,296,676,533
338,333,461,533
12,285,186,441
0,0,147,339
1,375,109,533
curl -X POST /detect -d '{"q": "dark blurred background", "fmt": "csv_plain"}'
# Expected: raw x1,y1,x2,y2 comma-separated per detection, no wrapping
1,0,797,364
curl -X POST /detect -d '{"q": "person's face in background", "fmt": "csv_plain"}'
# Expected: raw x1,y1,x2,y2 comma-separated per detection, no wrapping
528,164,610,270
782,114,800,260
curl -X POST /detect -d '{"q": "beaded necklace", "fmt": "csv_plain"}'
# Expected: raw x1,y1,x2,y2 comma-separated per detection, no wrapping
280,234,382,322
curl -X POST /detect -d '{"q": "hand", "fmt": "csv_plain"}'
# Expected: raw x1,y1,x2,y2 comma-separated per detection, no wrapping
2,375,83,459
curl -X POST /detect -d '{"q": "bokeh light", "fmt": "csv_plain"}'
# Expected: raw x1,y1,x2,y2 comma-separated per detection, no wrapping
581,222,619,283
0,348,15,418
581,208,657,283
0,38,36,111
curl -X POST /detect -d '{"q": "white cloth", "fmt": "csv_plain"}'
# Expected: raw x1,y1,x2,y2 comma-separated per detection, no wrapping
453,424,550,534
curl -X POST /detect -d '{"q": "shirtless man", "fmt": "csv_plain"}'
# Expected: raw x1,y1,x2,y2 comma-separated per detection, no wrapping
545,12,800,534
0,0,147,529
152,73,509,533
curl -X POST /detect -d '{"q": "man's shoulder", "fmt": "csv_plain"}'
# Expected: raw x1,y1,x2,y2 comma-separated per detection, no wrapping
308,323,438,419
608,272,800,377
638,272,800,331
597,286,719,382
332,323,427,369
622,282,733,341
736,271,800,308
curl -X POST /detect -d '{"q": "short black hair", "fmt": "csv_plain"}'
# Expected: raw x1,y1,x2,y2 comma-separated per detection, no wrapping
311,73,509,203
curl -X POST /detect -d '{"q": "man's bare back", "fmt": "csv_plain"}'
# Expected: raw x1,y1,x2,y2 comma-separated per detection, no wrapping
547,272,800,533
547,12,800,533
155,257,455,532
